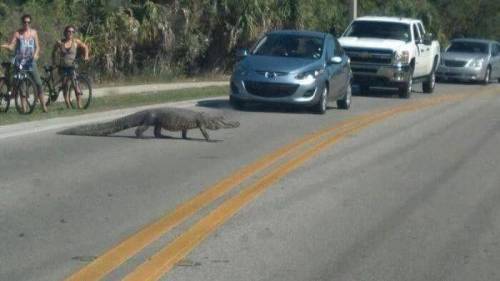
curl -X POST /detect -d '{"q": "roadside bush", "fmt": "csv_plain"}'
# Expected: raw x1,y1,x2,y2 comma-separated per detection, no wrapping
0,0,498,81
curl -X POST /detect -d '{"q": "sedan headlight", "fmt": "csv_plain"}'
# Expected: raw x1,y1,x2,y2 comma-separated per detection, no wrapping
393,50,410,65
296,69,324,80
466,58,484,68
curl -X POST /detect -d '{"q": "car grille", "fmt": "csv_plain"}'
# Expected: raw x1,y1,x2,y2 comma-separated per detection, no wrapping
244,81,299,98
255,71,288,77
444,60,467,67
344,47,393,65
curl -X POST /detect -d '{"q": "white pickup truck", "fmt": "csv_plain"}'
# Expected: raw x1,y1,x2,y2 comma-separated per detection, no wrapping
339,16,440,98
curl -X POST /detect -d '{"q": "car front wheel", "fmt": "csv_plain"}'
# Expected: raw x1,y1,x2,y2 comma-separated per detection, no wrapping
313,85,328,114
482,66,491,85
337,82,352,110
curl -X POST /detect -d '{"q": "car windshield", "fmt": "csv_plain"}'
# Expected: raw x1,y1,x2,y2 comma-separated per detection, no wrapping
447,42,489,54
252,34,324,59
343,21,411,42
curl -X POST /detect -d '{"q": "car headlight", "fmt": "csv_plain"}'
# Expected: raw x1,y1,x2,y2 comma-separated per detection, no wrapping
393,50,410,65
466,58,484,68
296,69,324,80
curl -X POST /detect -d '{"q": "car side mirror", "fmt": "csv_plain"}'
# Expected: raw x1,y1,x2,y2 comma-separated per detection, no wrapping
328,56,343,64
423,33,433,45
236,49,249,59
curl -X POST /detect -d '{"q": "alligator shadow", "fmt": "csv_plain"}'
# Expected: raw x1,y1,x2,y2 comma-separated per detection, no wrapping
111,135,222,142
58,132,221,142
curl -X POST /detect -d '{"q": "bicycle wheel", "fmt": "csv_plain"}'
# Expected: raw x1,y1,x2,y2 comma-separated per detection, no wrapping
42,79,56,106
0,77,10,113
14,76,38,114
69,75,92,109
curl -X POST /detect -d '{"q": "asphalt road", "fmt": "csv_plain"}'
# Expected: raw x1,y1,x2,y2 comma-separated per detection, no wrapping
0,82,499,281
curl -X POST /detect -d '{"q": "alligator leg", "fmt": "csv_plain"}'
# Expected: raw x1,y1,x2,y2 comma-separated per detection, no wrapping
135,124,149,138
154,124,164,138
199,125,210,141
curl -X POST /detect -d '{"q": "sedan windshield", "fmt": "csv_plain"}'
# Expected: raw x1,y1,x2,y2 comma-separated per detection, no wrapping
344,21,411,42
447,42,489,54
252,34,324,59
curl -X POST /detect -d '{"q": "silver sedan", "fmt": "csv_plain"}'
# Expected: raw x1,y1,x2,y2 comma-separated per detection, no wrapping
230,30,352,114
437,39,500,84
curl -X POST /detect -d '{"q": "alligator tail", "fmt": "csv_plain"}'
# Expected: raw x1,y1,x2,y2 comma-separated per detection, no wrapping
58,111,147,136
204,116,240,130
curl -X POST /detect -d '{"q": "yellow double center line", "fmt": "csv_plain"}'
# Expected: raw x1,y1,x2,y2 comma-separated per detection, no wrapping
65,93,468,281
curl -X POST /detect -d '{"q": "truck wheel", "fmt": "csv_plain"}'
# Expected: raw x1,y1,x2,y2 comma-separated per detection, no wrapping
422,59,437,93
399,69,413,99
337,82,352,110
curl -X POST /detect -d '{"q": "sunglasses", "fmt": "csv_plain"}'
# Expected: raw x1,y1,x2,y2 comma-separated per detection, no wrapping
66,30,75,34
23,20,31,24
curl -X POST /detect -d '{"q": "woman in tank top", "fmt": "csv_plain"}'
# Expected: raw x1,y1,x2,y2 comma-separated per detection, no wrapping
52,25,90,109
1,14,47,113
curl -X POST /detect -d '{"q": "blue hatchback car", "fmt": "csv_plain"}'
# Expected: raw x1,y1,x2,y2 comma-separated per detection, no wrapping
230,30,352,114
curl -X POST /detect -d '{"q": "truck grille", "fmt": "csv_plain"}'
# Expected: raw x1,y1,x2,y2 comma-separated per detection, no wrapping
244,81,299,98
351,66,377,73
444,60,467,67
344,47,393,65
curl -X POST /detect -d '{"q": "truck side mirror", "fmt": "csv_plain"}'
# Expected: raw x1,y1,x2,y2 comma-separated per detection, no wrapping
423,33,434,45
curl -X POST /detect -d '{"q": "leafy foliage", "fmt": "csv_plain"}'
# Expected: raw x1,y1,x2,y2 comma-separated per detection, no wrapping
0,0,498,81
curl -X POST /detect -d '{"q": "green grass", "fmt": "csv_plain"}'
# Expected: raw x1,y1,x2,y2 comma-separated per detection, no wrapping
95,74,230,88
0,86,228,126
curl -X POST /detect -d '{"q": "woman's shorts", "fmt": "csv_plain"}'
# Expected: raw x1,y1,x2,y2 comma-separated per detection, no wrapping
59,66,76,78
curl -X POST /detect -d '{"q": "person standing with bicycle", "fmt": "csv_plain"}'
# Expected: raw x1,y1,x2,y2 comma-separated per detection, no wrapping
1,14,48,113
52,25,90,109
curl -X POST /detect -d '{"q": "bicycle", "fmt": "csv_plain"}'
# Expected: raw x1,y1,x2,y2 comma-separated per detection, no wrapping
0,61,38,114
42,63,92,109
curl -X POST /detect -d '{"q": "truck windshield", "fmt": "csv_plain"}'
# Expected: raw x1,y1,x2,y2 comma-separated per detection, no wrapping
252,34,324,59
343,21,411,42
447,42,489,54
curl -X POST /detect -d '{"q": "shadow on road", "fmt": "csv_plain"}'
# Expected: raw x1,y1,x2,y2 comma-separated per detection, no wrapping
353,89,403,99
197,99,339,114
436,79,483,86
59,132,221,142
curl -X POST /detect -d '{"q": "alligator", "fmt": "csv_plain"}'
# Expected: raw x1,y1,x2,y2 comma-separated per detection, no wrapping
58,107,240,141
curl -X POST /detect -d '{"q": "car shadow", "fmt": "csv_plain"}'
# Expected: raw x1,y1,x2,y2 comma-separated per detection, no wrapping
197,99,326,114
196,99,233,109
436,79,483,86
